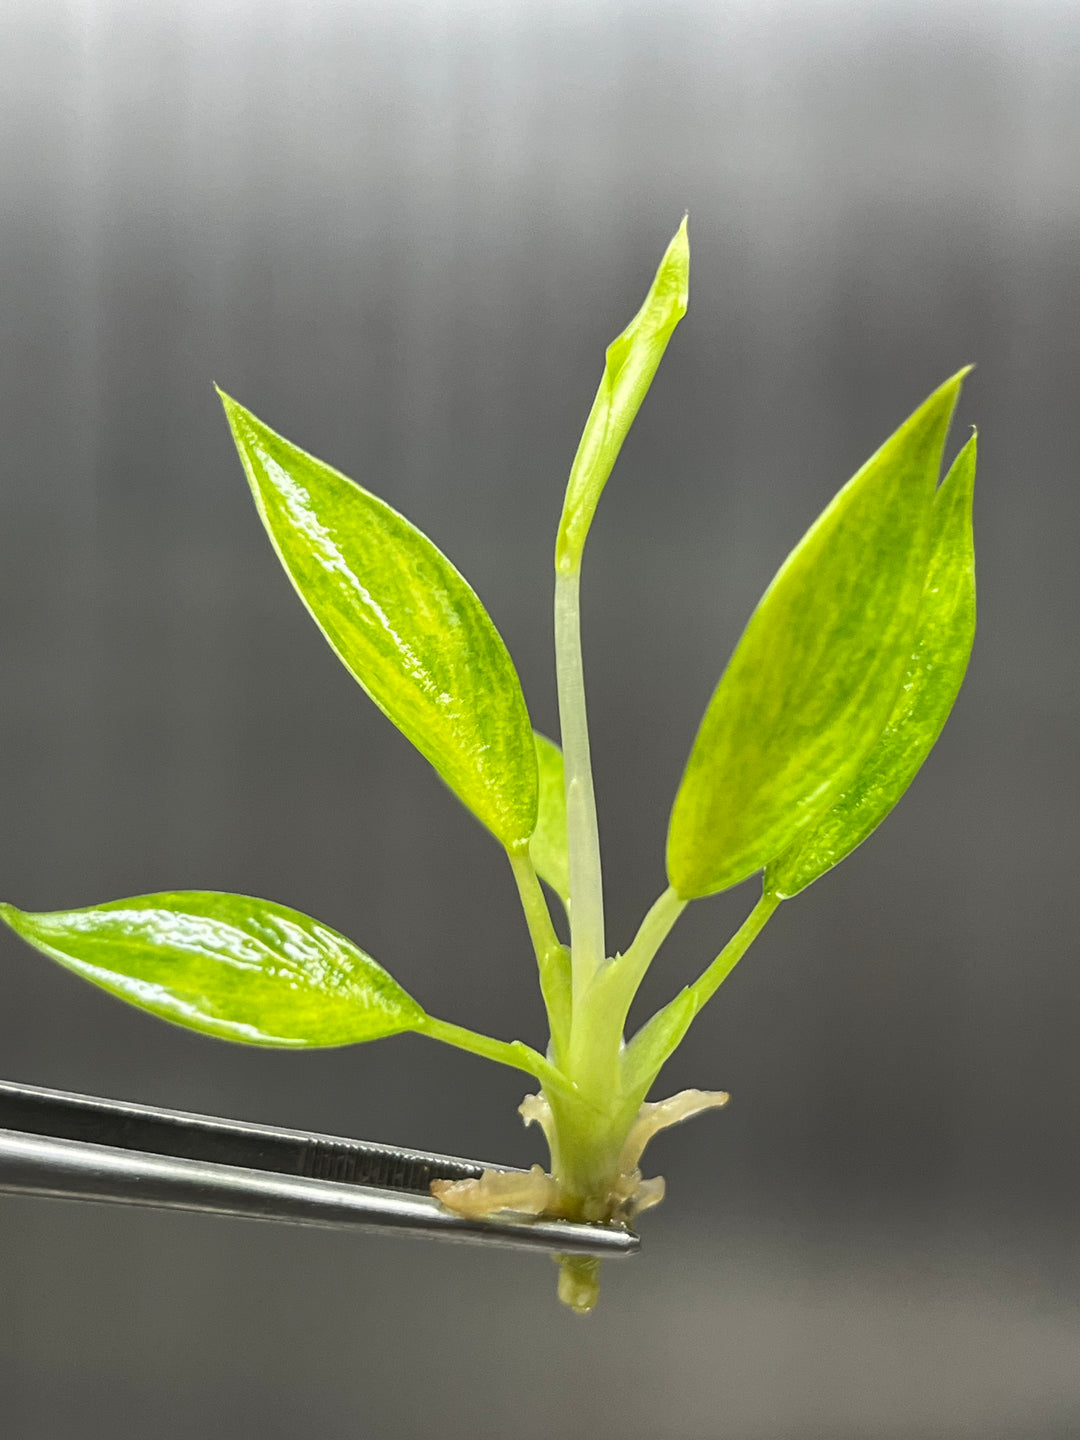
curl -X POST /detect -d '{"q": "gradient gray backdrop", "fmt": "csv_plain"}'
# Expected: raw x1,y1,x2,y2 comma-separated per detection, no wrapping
1,1,1078,1436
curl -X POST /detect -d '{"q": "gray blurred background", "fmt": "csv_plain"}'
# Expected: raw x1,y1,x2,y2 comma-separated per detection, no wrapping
1,0,1078,1435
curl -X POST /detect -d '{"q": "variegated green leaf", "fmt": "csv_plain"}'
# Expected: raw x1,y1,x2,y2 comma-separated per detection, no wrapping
219,393,538,851
0,892,425,1046
667,370,968,898
766,431,977,898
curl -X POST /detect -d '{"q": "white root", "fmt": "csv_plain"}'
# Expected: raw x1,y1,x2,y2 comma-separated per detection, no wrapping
430,1163,564,1219
518,1091,558,1150
617,1088,730,1175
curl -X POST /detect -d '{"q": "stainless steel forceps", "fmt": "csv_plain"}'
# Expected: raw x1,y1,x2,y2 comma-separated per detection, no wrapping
0,1078,638,1258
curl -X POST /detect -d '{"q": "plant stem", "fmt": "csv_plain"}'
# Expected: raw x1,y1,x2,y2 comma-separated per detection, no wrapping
564,886,687,1084
685,890,781,1016
508,848,572,1061
554,568,605,1002
418,1014,572,1099
617,885,687,1000
619,890,782,1103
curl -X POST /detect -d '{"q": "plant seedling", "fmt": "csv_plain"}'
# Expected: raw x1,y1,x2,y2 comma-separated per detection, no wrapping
1,220,976,1313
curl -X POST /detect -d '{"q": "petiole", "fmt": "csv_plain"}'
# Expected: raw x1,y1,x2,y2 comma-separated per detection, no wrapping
507,847,571,1059
554,567,606,1004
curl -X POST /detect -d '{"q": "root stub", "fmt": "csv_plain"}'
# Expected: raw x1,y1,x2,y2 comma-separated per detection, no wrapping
555,1254,601,1315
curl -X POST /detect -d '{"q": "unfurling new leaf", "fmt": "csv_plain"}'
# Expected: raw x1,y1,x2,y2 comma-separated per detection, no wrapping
0,893,425,1046
766,432,977,898
218,393,538,851
555,217,689,574
667,369,969,899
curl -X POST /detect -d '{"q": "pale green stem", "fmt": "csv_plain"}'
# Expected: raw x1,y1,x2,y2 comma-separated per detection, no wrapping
554,567,605,1002
508,847,571,1060
418,1015,573,1101
685,890,781,1016
615,885,687,1002
620,889,782,1104
568,886,687,1077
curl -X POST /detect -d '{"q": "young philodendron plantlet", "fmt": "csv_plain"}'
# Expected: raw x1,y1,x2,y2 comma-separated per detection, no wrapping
1,220,977,1314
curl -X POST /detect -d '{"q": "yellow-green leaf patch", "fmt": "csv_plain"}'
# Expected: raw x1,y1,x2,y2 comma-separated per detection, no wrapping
219,393,538,850
667,370,968,898
766,432,977,898
0,892,425,1046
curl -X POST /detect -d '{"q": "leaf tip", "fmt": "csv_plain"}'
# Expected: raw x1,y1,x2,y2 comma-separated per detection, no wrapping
929,364,973,411
938,426,978,511
664,216,690,313
886,366,972,469
646,217,690,325
214,387,249,441
954,425,978,466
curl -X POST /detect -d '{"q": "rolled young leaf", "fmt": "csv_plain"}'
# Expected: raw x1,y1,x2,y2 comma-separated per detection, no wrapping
529,732,570,912
555,218,689,574
667,369,969,899
0,892,426,1046
219,393,538,851
765,431,977,898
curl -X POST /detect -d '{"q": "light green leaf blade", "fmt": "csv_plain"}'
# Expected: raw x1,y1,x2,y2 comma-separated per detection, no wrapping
530,731,570,912
667,369,969,899
766,431,977,898
218,393,538,851
555,218,689,574
0,892,425,1047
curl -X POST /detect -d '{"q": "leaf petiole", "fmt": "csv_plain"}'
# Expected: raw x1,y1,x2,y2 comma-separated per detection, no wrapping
687,889,780,1015
417,1014,578,1103
554,568,606,1005
508,848,572,1061
566,886,687,1068
621,890,781,1096
613,885,687,1003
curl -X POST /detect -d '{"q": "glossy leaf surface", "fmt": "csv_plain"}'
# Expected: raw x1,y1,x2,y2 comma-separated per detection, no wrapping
529,732,570,911
766,432,977,898
0,892,425,1046
667,370,968,898
219,393,538,851
555,219,689,573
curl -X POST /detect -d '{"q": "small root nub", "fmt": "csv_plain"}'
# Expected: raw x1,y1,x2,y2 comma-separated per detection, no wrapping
555,1253,601,1315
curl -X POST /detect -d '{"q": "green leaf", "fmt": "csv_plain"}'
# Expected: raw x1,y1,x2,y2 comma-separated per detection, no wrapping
667,369,969,899
555,218,689,574
766,432,977,898
218,393,538,851
0,892,426,1046
529,732,570,912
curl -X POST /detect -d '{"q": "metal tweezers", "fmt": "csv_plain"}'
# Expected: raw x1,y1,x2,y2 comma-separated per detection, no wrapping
0,1078,637,1258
